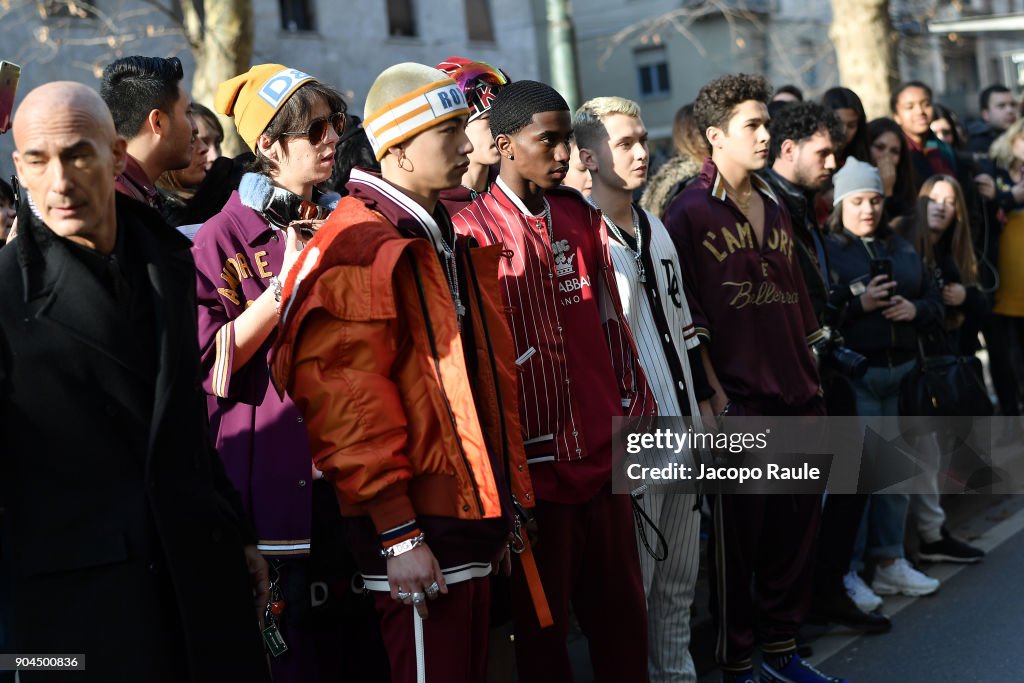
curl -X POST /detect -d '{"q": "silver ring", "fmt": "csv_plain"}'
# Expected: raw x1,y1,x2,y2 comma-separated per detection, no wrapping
397,590,412,600
425,582,440,595
412,592,426,605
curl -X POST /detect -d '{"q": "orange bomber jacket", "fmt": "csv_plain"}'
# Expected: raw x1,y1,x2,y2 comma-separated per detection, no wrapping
271,197,534,537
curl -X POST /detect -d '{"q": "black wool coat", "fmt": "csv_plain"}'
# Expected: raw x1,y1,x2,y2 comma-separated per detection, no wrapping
0,195,270,683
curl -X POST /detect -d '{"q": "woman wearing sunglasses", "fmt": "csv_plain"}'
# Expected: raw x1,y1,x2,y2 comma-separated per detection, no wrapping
191,64,348,683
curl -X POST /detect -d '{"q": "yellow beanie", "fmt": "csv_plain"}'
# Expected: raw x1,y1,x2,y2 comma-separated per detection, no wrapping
215,64,318,152
363,63,469,161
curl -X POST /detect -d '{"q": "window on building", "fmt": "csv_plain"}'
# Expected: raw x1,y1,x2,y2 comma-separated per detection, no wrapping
464,0,495,42
801,39,818,88
635,47,670,99
280,0,316,32
388,0,418,37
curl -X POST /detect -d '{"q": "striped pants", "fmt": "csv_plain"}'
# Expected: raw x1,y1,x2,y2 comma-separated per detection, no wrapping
635,491,700,683
709,494,821,667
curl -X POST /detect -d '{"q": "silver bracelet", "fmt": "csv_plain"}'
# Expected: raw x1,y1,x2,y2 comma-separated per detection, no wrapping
269,276,283,315
380,533,426,559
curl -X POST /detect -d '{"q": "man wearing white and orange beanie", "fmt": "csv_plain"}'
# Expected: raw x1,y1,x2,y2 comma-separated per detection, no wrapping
271,63,539,683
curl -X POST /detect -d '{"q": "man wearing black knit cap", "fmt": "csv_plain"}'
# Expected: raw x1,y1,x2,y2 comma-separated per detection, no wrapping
453,80,655,683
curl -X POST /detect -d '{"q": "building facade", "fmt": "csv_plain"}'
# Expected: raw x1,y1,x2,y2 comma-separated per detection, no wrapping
0,0,542,168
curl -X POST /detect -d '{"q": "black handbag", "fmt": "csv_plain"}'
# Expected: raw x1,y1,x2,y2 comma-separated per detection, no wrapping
898,338,993,417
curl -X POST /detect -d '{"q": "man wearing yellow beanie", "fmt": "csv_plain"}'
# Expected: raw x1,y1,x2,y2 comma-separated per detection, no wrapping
271,63,535,683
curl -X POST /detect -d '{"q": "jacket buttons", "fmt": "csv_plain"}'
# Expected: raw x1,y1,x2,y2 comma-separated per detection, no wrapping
298,480,307,487
296,416,304,423
517,464,524,472
678,381,685,390
664,333,671,343
463,504,471,512
575,448,582,454
524,492,532,501
572,430,578,437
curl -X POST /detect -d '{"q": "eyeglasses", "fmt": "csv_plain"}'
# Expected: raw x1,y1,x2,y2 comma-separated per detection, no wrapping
282,111,346,145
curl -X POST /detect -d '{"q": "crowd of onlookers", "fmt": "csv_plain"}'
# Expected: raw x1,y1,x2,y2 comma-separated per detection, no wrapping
0,48,1019,683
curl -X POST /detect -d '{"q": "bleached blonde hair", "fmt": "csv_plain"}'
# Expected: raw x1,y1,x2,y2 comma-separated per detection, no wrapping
573,96,642,151
989,117,1024,171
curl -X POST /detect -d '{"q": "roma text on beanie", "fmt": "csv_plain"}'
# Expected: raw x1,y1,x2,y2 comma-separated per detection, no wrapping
363,63,469,161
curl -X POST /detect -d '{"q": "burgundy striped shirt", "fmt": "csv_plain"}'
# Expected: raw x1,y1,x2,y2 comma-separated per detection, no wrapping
453,178,655,503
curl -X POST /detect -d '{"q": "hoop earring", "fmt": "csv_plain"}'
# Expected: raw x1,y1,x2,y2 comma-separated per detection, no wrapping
397,155,413,172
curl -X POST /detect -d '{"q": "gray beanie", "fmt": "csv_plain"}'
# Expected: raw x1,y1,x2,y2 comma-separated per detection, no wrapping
832,158,884,206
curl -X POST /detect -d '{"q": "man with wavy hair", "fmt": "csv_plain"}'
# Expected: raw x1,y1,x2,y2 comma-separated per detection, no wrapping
663,74,845,683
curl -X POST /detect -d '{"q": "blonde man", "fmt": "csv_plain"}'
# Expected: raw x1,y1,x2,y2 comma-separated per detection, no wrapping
576,96,713,683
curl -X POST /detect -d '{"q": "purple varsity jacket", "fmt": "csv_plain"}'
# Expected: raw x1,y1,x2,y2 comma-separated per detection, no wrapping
663,158,823,410
192,189,314,557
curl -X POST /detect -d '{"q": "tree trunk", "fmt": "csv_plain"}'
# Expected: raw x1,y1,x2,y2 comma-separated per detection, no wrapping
830,0,897,120
184,0,254,156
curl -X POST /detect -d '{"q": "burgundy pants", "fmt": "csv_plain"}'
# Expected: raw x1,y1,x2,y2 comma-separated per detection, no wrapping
510,486,648,683
709,493,821,666
374,577,491,683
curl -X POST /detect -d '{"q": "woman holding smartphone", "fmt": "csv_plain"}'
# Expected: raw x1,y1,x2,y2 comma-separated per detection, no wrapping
191,64,348,682
825,159,945,611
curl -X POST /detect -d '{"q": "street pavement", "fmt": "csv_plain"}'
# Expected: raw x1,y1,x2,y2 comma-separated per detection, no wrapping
813,495,1024,682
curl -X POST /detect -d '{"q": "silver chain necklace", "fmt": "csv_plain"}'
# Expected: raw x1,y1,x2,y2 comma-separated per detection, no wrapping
600,206,645,283
436,220,465,323
541,199,554,248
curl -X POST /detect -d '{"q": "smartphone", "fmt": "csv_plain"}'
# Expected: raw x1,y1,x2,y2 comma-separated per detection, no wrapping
0,61,22,135
870,258,893,299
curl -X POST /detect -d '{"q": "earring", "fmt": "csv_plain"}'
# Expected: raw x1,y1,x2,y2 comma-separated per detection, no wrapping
397,155,413,172
505,154,513,160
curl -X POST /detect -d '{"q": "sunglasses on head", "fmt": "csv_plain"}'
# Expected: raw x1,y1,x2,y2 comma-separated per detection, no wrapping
282,111,346,144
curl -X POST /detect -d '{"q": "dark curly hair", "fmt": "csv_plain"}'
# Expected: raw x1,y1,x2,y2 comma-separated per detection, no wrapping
768,101,844,162
490,80,568,139
693,73,771,139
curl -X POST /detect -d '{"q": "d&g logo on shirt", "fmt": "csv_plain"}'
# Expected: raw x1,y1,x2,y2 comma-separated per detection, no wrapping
553,238,591,305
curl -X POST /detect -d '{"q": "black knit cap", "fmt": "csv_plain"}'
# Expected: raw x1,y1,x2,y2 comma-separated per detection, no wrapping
489,80,569,138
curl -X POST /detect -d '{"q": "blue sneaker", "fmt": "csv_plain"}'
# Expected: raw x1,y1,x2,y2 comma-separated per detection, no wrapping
760,654,848,683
